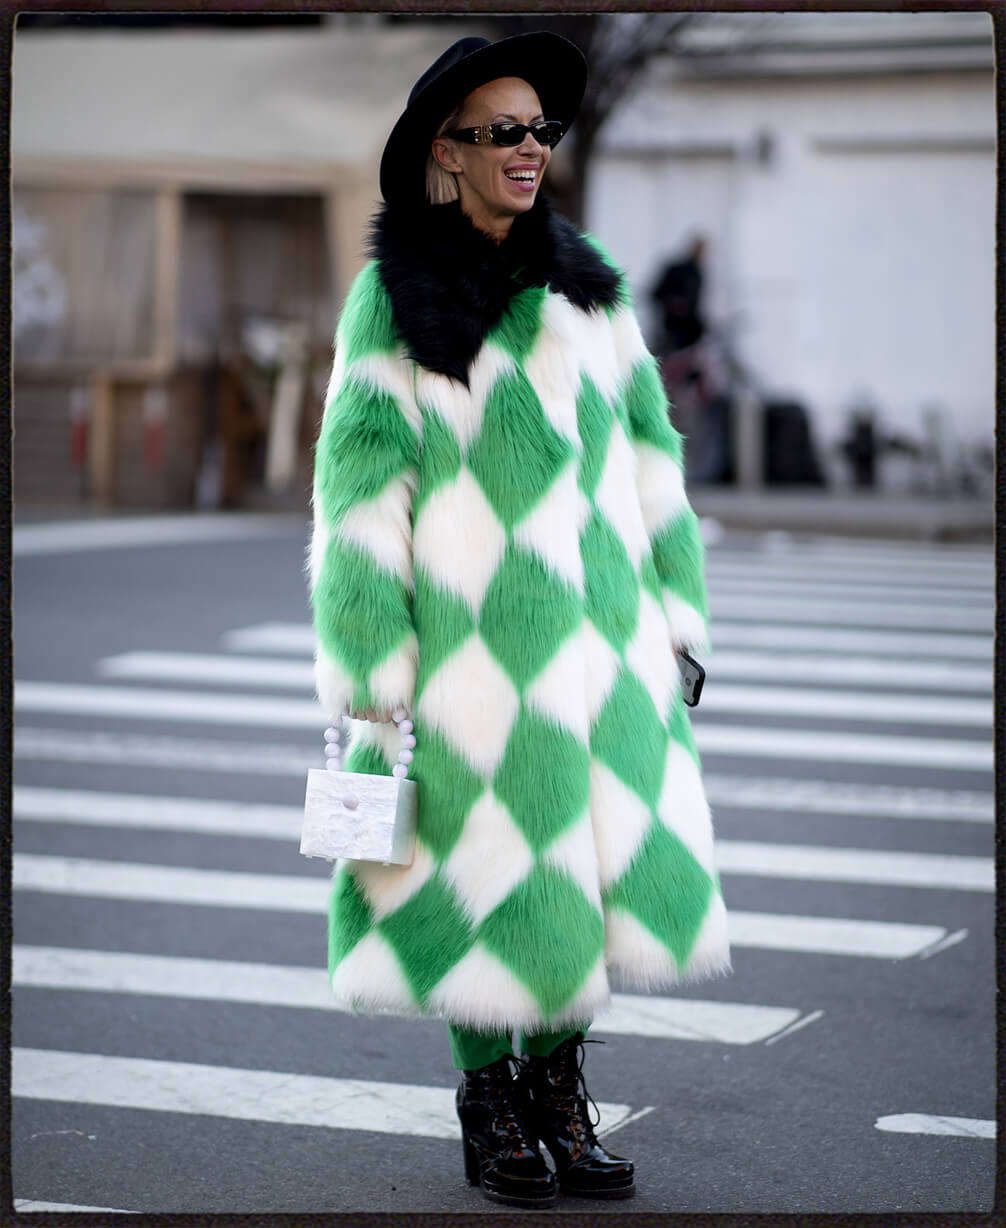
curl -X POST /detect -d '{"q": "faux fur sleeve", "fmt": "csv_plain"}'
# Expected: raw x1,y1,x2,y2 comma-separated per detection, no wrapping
607,268,711,657
307,261,422,719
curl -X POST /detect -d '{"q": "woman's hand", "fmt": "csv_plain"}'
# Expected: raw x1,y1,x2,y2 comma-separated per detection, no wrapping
347,705,395,723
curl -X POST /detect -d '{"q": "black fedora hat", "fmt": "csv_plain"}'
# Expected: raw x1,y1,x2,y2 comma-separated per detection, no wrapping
379,31,588,206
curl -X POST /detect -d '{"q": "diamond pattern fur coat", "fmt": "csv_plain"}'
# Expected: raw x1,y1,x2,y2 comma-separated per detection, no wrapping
308,189,732,1032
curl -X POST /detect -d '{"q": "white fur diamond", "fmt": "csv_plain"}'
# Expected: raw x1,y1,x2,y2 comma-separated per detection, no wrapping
413,465,507,616
523,295,586,446
540,806,603,910
604,906,681,987
581,619,622,726
594,421,650,571
417,633,520,777
524,622,590,745
426,943,543,1031
657,740,715,875
662,590,711,655
331,930,416,1010
589,759,654,888
348,348,423,436
635,440,687,537
511,458,585,596
335,476,414,584
350,839,437,923
624,587,677,730
440,790,536,925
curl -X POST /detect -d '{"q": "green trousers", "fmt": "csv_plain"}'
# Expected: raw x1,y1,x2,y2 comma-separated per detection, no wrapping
448,1019,592,1071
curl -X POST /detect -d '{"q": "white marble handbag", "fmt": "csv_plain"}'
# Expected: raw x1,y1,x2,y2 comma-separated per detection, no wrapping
300,708,418,866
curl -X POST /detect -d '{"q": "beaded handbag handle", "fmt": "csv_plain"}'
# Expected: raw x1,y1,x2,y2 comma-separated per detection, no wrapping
324,708,416,781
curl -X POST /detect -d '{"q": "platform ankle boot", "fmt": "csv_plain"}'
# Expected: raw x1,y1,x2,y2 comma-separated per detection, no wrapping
519,1033,636,1199
456,1053,558,1208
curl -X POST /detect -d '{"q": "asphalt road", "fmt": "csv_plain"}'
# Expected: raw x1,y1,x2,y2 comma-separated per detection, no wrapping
10,513,996,1214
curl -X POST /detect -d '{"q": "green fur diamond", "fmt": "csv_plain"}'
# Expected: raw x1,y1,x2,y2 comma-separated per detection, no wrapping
479,862,604,1016
466,371,574,529
493,705,590,853
605,820,713,970
478,542,582,690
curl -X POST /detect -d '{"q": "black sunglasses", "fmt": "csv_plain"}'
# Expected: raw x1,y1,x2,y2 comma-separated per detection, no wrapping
445,120,565,148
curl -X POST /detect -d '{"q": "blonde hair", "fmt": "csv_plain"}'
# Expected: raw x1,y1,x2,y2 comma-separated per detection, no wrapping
426,104,464,205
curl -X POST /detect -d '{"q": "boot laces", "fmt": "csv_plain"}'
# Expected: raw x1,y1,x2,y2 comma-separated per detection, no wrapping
483,1053,536,1148
550,1036,604,1134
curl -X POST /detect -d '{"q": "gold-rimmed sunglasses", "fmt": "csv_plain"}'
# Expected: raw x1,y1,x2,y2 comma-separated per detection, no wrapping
445,120,565,148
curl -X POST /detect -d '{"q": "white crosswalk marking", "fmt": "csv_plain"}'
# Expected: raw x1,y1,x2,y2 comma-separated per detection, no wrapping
874,1114,996,1139
11,946,806,1045
11,855,952,959
10,1047,634,1139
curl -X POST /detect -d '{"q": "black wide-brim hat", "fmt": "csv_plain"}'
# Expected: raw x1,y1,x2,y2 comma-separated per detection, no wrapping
379,31,588,207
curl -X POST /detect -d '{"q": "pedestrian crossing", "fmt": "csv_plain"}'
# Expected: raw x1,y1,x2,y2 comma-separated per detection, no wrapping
13,530,994,1211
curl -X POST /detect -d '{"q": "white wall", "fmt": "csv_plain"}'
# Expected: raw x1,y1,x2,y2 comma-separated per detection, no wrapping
588,67,996,462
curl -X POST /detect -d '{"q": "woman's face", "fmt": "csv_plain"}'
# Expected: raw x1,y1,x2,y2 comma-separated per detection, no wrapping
432,76,551,238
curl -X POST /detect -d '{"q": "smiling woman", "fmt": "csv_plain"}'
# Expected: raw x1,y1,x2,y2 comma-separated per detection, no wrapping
308,30,728,1209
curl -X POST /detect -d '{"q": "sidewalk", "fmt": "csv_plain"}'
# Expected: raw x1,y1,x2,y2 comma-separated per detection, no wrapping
12,489,995,543
689,488,994,543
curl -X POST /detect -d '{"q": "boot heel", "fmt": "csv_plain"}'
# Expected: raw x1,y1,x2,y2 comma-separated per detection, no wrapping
462,1131,481,1186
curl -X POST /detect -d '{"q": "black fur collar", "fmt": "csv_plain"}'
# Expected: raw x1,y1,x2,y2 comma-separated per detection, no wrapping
366,190,624,386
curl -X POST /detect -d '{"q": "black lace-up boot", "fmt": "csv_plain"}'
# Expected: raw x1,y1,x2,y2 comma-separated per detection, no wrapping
456,1053,558,1208
519,1032,636,1199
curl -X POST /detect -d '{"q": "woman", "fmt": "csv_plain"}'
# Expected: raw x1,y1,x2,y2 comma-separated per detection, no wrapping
308,32,732,1209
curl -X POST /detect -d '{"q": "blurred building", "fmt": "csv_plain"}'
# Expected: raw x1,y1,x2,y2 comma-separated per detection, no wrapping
590,12,994,490
12,13,994,508
12,17,494,509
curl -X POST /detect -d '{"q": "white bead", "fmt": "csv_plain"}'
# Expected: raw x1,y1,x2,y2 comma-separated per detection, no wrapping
401,733,417,749
342,794,359,809
392,763,409,779
324,727,340,743
392,707,408,723
397,719,413,734
326,760,341,773
397,748,413,765
325,743,341,758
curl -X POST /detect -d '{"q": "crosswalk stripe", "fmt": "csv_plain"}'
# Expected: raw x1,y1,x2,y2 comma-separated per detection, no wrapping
709,575,992,606
714,540,991,567
94,653,992,702
725,912,946,959
13,683,993,770
221,621,993,661
11,946,805,1045
703,776,993,822
11,856,950,958
715,842,992,892
699,684,991,728
14,1201,134,1213
874,1114,996,1139
98,652,315,689
698,595,989,632
15,787,302,838
706,561,992,591
11,1047,635,1139
14,726,309,775
696,725,992,771
15,681,325,727
697,652,990,693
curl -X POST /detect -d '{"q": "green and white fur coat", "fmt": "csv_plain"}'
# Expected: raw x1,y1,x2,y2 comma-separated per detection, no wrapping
308,190,732,1032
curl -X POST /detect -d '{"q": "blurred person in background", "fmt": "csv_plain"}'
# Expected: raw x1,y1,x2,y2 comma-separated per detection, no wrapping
308,31,730,1208
651,237,734,484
